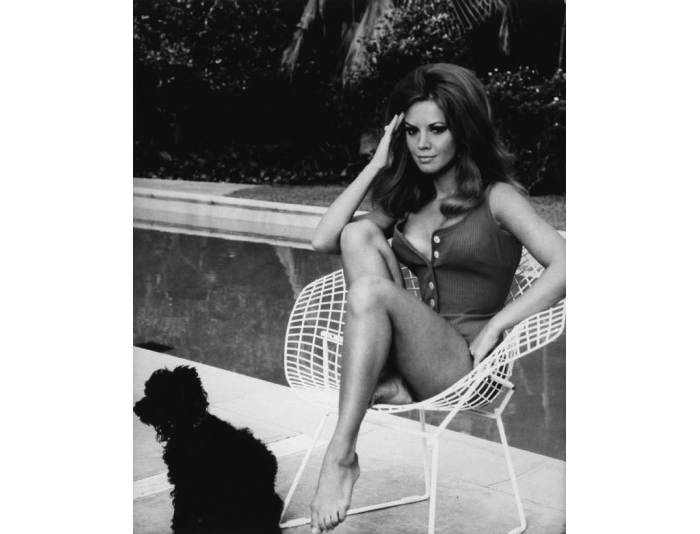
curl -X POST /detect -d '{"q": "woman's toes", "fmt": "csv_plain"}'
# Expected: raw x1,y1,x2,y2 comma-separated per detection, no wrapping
322,513,334,531
310,512,321,534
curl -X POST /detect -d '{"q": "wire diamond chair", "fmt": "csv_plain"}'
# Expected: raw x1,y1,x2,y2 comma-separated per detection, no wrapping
280,248,565,534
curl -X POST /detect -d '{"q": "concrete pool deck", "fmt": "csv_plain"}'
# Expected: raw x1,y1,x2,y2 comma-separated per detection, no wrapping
134,178,327,248
134,348,565,534
133,177,261,196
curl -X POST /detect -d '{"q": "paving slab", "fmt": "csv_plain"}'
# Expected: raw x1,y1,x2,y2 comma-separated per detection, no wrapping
134,348,565,534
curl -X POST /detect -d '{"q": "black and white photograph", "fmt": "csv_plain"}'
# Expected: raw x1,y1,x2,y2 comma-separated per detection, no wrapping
8,2,700,534
132,1,566,533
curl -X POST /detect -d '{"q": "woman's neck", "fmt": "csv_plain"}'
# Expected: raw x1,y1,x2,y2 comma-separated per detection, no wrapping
433,168,458,200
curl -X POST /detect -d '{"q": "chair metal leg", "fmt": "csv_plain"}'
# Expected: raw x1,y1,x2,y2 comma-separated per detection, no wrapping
279,411,331,529
495,413,527,534
428,438,440,534
419,410,431,497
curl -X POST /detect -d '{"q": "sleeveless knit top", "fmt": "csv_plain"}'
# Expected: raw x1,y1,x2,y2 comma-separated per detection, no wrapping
391,186,523,344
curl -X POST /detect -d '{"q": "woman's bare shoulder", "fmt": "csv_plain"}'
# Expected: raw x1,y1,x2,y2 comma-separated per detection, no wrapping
488,181,526,202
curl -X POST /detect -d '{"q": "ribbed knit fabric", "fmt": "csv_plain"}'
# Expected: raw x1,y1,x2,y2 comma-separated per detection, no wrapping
391,186,522,344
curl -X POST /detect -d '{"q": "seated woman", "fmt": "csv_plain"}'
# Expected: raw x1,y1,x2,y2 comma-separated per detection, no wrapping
308,63,565,533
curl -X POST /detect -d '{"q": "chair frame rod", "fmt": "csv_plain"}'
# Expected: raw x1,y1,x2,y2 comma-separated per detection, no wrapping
280,383,527,533
280,411,331,523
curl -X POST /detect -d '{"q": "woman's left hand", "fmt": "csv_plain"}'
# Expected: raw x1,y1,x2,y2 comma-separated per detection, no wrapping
470,323,501,366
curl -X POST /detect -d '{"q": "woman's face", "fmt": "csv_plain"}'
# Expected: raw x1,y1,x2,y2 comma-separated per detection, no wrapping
403,100,457,176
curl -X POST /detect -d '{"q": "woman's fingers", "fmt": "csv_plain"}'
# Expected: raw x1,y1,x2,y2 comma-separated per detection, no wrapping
395,112,404,130
382,117,395,135
378,114,402,148
384,112,404,134
370,112,404,170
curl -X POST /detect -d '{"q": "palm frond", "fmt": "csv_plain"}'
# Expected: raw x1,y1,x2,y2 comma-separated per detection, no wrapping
391,0,515,54
280,0,327,79
340,0,393,86
450,0,515,54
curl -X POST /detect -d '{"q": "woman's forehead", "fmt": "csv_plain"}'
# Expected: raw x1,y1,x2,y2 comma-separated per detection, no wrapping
404,100,446,124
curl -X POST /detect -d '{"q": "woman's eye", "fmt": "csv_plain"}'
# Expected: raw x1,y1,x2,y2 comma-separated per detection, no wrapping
431,126,447,134
405,127,417,135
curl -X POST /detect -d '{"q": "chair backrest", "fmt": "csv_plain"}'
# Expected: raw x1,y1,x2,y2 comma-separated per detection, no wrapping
284,248,564,412
285,269,347,401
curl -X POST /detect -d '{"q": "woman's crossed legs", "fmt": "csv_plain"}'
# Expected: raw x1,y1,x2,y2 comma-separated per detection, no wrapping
309,220,473,533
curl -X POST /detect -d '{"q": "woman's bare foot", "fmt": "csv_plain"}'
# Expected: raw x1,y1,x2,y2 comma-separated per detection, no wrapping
309,449,360,533
371,374,414,406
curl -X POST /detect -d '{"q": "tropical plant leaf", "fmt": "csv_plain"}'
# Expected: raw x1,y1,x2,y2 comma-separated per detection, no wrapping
455,0,515,54
398,0,515,53
280,0,327,78
341,0,393,86
282,0,516,81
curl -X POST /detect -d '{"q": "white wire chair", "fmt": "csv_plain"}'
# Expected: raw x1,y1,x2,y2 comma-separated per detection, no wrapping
280,248,566,534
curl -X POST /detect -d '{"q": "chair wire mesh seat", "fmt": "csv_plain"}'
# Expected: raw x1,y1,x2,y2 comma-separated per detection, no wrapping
280,248,566,533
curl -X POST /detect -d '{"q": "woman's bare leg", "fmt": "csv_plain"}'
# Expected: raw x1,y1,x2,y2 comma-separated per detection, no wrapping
309,221,473,533
339,220,410,407
339,219,404,286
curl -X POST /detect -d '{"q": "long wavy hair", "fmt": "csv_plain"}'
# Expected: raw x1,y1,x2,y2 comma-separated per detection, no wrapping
371,63,523,218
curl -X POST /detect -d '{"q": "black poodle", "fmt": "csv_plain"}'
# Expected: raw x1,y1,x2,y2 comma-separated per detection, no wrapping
134,365,283,534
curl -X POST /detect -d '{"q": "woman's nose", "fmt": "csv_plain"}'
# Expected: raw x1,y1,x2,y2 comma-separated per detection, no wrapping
417,132,430,149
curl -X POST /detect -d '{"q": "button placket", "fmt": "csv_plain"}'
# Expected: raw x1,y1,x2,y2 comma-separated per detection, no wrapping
425,234,440,309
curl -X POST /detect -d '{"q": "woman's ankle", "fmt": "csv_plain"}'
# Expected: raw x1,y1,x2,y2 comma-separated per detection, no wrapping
325,438,357,465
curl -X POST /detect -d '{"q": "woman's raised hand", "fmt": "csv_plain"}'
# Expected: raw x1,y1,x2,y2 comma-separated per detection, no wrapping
368,112,404,172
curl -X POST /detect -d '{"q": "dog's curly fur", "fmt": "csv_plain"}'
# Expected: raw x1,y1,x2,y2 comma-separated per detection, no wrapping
134,366,283,534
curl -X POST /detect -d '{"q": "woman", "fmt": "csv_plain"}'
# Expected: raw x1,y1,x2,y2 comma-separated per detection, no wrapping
308,63,565,533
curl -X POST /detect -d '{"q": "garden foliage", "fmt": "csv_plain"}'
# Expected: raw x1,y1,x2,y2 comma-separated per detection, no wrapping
134,0,565,195
134,0,287,96
134,0,294,180
343,0,472,127
486,67,566,194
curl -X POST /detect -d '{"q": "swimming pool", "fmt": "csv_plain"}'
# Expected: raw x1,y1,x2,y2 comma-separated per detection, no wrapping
134,228,565,460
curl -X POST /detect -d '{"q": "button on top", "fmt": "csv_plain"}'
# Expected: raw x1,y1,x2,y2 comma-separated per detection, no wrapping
428,281,435,290
433,236,441,244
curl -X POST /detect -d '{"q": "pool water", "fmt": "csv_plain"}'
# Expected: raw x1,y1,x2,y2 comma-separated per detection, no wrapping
134,228,565,460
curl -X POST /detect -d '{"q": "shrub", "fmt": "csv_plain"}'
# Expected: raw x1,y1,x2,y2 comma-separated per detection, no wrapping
133,0,366,184
133,0,289,97
138,140,360,185
133,0,293,175
486,67,566,194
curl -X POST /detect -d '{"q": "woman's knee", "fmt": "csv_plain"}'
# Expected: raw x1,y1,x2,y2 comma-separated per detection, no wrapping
347,275,395,314
340,220,386,254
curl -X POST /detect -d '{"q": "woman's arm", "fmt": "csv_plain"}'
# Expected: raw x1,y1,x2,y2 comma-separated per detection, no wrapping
470,182,566,364
311,113,404,254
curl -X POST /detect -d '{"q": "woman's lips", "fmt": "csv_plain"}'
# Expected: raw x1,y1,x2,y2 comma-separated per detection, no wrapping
416,155,436,163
